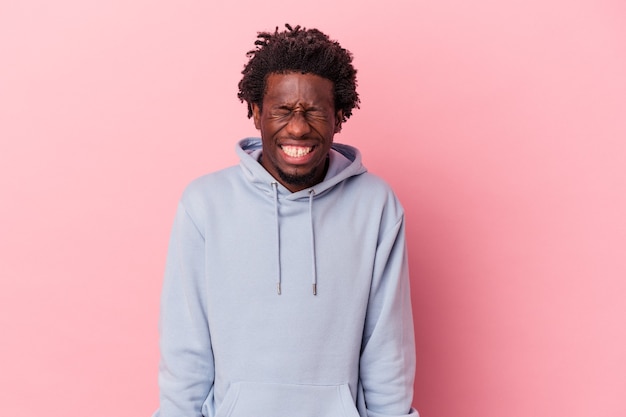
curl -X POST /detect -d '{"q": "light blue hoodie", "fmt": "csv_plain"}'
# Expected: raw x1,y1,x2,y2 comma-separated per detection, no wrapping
154,138,418,417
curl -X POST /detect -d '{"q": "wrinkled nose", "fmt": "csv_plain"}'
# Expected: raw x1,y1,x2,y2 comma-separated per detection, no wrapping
285,111,311,138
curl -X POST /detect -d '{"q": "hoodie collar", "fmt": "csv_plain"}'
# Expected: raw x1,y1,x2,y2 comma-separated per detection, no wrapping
236,137,367,199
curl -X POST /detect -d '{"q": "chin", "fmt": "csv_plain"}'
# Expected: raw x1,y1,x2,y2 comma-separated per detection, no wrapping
277,167,317,187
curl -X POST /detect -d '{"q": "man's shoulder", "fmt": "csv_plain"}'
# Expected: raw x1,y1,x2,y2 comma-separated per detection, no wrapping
341,171,405,220
179,165,242,204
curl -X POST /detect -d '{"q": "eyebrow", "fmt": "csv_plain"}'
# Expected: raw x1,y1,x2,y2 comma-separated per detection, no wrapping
272,103,325,112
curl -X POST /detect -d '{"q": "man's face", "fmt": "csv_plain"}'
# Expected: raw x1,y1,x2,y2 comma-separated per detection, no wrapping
253,72,343,192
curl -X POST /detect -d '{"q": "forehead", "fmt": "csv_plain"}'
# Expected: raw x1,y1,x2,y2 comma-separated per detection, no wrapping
264,72,334,106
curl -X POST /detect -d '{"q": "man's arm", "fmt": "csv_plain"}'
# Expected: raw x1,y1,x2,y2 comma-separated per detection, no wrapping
154,201,214,417
360,213,419,417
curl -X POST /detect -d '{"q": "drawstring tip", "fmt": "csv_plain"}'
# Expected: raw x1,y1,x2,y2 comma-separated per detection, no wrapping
277,283,281,295
312,283,317,296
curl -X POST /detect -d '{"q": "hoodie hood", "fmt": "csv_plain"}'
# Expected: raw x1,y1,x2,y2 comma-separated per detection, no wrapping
236,137,367,200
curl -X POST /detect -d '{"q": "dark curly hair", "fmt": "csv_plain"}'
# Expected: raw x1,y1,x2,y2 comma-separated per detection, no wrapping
237,24,360,123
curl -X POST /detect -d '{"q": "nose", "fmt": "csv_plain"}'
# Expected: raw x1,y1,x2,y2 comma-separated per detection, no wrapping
285,111,311,138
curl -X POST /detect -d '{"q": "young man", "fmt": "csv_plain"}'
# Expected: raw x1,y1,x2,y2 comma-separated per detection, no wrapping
154,24,418,417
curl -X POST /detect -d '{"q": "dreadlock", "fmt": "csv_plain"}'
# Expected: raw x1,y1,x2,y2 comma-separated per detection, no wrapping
237,24,360,122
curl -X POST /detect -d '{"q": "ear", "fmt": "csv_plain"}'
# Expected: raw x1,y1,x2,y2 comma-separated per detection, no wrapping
334,110,344,133
252,103,261,130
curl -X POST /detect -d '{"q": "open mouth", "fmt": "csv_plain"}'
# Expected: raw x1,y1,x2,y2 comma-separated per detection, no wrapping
280,145,314,158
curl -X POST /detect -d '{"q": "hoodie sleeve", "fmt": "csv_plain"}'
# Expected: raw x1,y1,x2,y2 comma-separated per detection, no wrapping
154,200,214,417
360,213,419,417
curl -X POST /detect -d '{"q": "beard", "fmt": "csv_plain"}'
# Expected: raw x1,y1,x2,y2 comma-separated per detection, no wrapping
276,165,320,188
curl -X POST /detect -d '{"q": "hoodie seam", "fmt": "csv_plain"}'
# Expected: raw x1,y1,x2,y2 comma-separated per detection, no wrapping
180,201,206,241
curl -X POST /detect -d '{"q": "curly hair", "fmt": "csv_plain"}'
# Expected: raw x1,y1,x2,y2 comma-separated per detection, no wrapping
237,24,360,122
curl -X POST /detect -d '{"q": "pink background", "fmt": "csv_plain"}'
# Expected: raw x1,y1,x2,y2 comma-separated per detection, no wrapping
1,1,625,416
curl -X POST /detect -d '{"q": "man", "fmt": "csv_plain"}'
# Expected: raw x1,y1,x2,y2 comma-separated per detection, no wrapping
154,24,418,417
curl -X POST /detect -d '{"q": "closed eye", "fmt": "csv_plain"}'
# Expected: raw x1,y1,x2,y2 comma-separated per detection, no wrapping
271,106,292,117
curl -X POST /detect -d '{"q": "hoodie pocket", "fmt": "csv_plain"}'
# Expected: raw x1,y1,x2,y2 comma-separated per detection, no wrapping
215,381,360,417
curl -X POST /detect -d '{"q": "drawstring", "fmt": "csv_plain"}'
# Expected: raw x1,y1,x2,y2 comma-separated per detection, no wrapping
271,182,281,295
309,189,318,295
270,182,318,296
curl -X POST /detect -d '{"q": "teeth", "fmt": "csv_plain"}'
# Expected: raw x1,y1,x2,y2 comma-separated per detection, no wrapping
282,145,312,158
